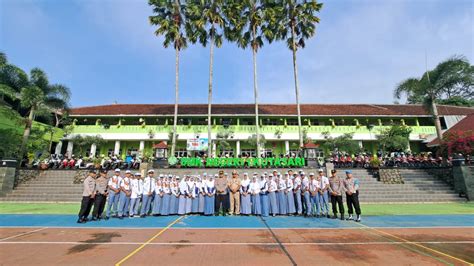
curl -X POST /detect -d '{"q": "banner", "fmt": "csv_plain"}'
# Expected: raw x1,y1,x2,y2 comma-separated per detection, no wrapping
179,157,306,168
186,138,209,151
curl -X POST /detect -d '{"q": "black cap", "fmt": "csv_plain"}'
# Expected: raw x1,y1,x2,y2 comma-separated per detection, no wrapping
331,169,337,174
88,169,97,174
100,169,108,174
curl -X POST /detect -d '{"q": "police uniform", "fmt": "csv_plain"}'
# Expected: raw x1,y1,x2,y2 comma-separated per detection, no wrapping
214,172,229,215
77,171,96,223
92,170,108,220
343,170,362,222
228,171,242,215
328,170,345,220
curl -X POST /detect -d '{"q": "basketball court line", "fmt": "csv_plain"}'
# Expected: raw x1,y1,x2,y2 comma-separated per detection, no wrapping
0,227,48,241
356,222,473,265
1,240,472,246
114,216,183,266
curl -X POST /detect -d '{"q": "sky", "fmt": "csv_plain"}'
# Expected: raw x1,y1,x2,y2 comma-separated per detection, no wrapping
1,0,473,108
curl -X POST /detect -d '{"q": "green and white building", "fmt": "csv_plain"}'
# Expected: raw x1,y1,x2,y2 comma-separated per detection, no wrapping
60,104,474,158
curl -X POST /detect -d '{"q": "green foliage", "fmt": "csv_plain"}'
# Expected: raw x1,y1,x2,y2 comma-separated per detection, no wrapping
149,0,188,51
216,129,234,152
437,96,474,107
69,135,106,156
321,131,360,154
370,157,381,168
0,128,21,158
247,133,266,147
376,125,412,153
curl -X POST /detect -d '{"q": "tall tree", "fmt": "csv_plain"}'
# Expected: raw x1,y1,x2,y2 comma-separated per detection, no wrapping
395,55,474,144
275,0,322,149
1,68,70,158
0,52,29,106
225,0,277,157
186,0,225,157
149,0,188,157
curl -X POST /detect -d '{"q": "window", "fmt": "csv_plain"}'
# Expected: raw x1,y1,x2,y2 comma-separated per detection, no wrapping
289,149,301,157
241,149,256,157
312,119,320,126
155,149,167,158
241,119,254,125
287,119,298,126
197,118,207,125
261,149,273,157
175,149,188,158
127,148,139,156
219,149,234,157
263,119,278,125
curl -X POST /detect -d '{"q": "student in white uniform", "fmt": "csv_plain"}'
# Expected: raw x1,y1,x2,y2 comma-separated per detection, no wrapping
106,169,123,219
302,172,312,217
249,175,261,215
178,176,189,215
285,173,296,215
118,170,132,218
129,172,143,217
293,172,303,215
152,178,163,216
203,175,216,216
318,169,331,218
309,173,321,218
170,176,179,215
197,175,205,214
268,175,279,216
240,173,251,215
140,169,155,218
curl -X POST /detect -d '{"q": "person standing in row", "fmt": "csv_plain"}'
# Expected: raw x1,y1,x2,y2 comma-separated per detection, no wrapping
91,169,108,221
268,175,279,217
152,177,163,216
285,173,296,215
302,172,312,217
106,169,122,219
118,170,132,219
228,170,242,215
293,172,303,215
259,175,269,217
129,172,142,217
204,175,216,216
318,169,331,218
178,176,188,215
249,175,261,215
140,170,155,218
240,173,251,215
309,173,320,217
343,170,362,222
161,179,171,216
170,176,179,215
215,171,228,216
328,169,345,220
77,170,96,223
197,175,205,214
277,174,288,215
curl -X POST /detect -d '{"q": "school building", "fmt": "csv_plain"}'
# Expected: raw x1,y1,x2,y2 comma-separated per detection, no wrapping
59,104,474,158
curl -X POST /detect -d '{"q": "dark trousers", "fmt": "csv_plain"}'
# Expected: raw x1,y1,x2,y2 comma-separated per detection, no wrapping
346,191,361,215
92,194,106,218
215,194,229,214
78,196,94,219
330,195,344,215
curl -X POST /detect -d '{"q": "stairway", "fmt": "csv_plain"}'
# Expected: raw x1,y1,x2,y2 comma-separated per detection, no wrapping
0,168,465,203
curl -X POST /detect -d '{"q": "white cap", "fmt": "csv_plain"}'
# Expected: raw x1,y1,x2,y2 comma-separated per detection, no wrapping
318,168,324,172
301,172,305,175
176,175,180,179
272,169,277,172
244,173,248,176
203,173,207,176
125,170,131,174
159,174,163,177
114,168,121,172
214,174,218,177
134,172,141,176
309,172,315,176
147,169,155,173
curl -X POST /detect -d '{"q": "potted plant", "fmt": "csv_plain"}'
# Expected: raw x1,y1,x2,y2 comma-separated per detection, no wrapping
93,157,102,169
369,157,381,180
39,152,50,170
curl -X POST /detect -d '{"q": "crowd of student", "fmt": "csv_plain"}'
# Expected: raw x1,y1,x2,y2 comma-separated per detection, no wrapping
77,168,362,223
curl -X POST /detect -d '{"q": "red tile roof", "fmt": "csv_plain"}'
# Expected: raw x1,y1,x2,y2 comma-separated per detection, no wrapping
70,104,474,117
428,114,474,146
153,141,168,149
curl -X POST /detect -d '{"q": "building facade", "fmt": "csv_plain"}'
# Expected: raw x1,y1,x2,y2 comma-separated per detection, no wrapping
61,104,474,158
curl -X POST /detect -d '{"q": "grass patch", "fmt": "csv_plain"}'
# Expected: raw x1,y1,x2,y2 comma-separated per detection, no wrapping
0,202,473,216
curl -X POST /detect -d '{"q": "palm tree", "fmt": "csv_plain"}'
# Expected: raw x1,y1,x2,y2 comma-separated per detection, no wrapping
186,0,225,157
0,52,29,106
149,0,188,157
394,55,473,144
225,0,277,157
275,0,322,149
1,67,70,157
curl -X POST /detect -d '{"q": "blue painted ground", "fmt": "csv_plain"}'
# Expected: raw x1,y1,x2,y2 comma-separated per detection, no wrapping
0,214,473,229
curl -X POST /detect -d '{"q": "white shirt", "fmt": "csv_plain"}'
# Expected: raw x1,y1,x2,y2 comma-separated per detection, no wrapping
241,179,250,193
310,179,320,192
278,179,286,191
204,180,215,195
130,179,142,198
162,184,171,194
249,181,261,194
171,182,179,196
320,176,329,190
108,175,123,190
302,177,310,191
120,177,131,192
294,176,302,190
269,180,278,192
179,180,189,196
285,179,294,192
259,179,268,194
142,176,155,195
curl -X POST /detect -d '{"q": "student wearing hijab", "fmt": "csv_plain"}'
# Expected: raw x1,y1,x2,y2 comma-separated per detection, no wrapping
240,173,251,215
170,176,179,215
152,178,163,216
161,177,171,216
268,175,279,217
197,175,205,214
285,173,296,215
259,174,269,217
204,175,216,216
178,176,188,215
249,174,261,215
277,174,288,215
190,176,199,214
186,176,194,214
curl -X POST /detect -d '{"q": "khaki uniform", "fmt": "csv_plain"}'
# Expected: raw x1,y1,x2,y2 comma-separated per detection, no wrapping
92,175,108,219
228,178,241,215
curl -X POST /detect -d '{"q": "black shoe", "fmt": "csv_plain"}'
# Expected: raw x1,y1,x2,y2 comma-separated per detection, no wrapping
140,215,146,218
91,217,98,221
326,214,331,219
331,215,337,219
346,215,354,221
112,215,118,218
76,219,84,224
356,215,361,222
340,215,345,220
119,216,123,220
316,214,320,218
104,216,109,220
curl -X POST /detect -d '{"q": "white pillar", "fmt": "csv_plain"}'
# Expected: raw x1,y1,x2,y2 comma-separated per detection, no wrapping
285,140,290,155
236,140,240,156
114,140,121,155
212,142,217,157
55,141,63,155
407,141,411,151
66,141,74,158
139,141,145,153
358,140,363,149
90,143,97,157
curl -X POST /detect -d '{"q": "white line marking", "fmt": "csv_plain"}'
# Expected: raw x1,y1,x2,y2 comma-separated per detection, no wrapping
0,227,48,241
0,241,472,246
0,226,473,230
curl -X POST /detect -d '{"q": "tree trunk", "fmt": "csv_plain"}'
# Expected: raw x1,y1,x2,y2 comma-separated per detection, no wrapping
252,29,260,158
291,22,303,150
207,34,214,157
431,99,443,144
171,47,179,157
20,106,35,159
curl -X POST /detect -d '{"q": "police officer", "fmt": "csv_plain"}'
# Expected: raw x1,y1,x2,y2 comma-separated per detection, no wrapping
228,170,242,215
214,170,229,216
91,169,108,221
77,170,96,223
343,170,361,222
328,169,345,220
